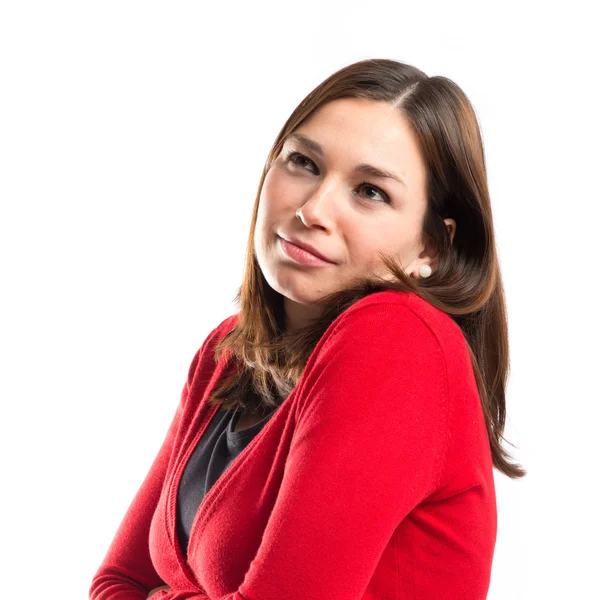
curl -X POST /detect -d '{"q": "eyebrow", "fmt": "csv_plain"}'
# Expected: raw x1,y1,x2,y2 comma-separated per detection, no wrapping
287,132,407,188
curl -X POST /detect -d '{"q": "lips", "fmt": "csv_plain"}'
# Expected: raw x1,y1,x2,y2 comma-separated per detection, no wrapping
278,234,335,264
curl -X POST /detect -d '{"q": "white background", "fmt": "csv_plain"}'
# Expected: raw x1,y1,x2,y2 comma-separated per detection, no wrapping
1,1,598,598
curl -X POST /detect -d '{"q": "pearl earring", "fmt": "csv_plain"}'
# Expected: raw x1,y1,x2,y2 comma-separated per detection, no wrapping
418,265,432,278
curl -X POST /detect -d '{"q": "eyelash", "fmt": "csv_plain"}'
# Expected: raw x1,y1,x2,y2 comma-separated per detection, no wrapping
283,150,392,205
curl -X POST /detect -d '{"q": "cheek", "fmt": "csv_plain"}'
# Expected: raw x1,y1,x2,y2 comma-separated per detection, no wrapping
350,229,408,267
262,167,299,208
256,179,287,243
353,228,389,253
257,177,280,223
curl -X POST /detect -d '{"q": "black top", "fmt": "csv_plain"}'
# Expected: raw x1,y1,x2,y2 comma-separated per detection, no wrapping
175,404,277,556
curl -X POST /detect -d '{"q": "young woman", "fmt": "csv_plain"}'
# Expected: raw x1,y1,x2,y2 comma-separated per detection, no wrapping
90,58,525,600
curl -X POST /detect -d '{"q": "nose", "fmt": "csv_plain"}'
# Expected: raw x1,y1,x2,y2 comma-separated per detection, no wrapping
295,178,339,230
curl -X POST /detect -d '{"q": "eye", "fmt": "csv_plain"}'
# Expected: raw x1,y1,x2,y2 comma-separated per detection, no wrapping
282,150,392,205
284,150,316,172
355,182,390,204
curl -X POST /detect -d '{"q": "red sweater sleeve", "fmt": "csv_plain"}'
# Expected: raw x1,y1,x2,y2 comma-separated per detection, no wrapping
89,343,205,600
157,301,458,600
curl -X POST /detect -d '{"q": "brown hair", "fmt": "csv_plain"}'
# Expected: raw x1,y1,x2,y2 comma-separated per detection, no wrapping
206,58,525,479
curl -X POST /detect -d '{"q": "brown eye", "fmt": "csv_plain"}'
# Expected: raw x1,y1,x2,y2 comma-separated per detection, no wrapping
284,151,315,170
355,182,390,204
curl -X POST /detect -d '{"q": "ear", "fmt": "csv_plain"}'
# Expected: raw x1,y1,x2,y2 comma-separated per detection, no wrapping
408,218,456,278
445,218,456,246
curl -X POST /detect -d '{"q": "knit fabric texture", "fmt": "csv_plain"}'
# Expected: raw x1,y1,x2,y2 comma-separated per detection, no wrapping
89,289,497,599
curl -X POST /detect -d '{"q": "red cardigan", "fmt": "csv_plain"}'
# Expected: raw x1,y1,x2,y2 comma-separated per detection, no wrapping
89,290,497,599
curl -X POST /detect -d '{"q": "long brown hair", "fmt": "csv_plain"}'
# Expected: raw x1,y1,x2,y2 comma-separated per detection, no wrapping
206,58,525,479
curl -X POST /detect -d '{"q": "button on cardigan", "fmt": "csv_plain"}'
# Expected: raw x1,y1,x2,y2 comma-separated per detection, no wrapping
89,290,497,600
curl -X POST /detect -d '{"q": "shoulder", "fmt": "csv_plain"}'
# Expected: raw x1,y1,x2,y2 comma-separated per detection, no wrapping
330,290,466,357
186,313,240,381
314,290,474,398
332,292,483,449
202,312,240,351
210,312,240,344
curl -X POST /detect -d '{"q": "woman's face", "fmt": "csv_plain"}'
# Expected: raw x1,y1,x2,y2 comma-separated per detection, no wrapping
254,97,453,332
